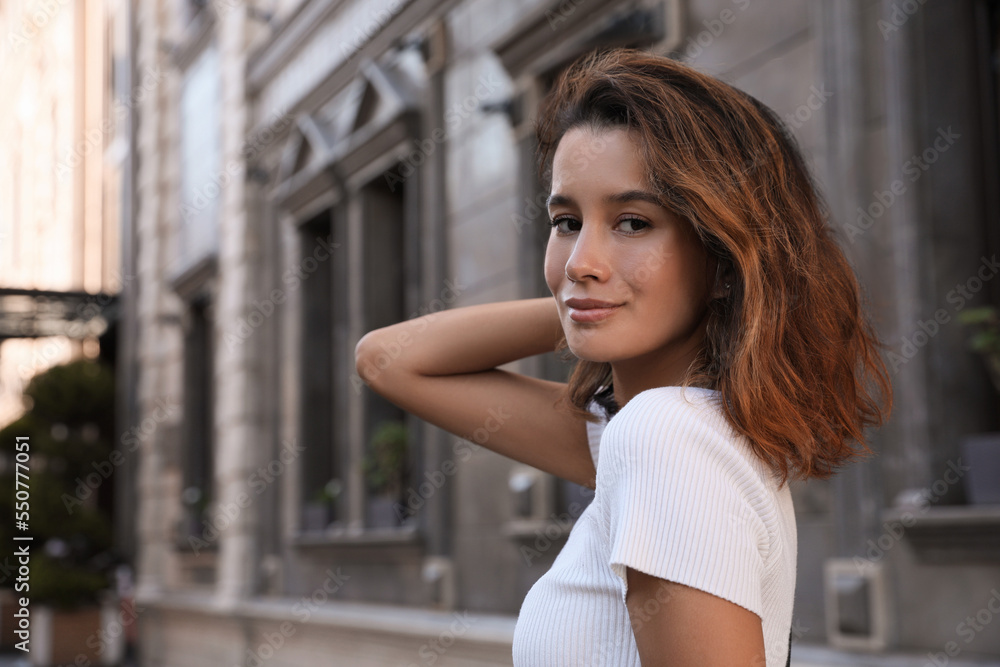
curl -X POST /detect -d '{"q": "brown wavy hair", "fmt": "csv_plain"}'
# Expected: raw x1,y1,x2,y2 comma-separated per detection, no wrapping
536,47,892,487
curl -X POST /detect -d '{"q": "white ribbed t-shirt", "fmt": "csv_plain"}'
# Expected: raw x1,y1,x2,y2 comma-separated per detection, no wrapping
512,385,797,666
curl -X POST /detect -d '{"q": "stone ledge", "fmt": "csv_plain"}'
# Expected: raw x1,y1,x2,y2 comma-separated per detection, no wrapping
881,505,1000,564
138,590,517,647
292,524,421,547
502,517,575,540
791,641,1000,666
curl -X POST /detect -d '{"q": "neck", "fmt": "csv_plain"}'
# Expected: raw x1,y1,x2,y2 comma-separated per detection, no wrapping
611,320,708,411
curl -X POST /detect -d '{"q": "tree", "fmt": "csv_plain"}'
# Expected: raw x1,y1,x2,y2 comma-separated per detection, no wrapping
0,359,116,609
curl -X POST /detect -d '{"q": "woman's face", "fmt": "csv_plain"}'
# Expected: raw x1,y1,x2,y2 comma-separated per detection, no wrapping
544,126,715,367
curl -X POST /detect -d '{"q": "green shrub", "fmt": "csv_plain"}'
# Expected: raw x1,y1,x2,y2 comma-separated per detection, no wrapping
362,420,409,498
0,359,115,609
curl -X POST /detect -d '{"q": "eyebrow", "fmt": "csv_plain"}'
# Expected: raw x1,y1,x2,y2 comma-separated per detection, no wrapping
546,189,664,209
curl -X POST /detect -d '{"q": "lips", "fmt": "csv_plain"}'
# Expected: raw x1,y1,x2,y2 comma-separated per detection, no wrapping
565,297,623,323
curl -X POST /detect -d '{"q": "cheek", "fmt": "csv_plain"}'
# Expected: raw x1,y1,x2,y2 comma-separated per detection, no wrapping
621,245,707,311
543,239,566,293
616,244,674,294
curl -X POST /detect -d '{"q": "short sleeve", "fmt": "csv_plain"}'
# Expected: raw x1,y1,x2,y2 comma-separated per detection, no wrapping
600,387,770,618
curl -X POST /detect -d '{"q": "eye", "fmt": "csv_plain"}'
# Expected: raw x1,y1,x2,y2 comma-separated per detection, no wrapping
616,217,650,234
548,216,580,234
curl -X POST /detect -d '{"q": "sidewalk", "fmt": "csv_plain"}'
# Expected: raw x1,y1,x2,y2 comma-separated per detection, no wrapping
791,643,1000,667
3,646,997,666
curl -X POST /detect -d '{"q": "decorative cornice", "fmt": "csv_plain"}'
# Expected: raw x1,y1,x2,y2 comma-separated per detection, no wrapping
245,0,462,138
272,53,423,216
491,0,673,80
246,0,349,91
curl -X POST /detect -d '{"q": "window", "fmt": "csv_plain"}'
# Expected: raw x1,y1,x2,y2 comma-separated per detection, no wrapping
280,55,427,555
360,168,411,529
177,44,221,274
293,168,418,534
298,209,341,531
181,296,215,547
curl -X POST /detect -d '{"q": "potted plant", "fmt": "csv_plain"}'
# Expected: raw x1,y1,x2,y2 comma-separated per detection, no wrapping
302,478,343,531
957,306,1000,504
180,484,210,542
0,360,117,663
362,420,409,528
958,306,1000,392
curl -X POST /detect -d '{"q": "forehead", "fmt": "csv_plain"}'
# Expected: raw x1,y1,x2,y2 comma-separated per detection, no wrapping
550,126,648,190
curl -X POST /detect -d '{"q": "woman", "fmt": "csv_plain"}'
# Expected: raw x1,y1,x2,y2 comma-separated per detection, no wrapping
355,47,892,666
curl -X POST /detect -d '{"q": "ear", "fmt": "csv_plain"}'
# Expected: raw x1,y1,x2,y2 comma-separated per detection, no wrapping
709,257,735,300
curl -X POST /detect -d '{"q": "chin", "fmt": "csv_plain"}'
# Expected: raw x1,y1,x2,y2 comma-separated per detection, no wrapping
564,339,595,362
564,337,620,364
568,349,608,363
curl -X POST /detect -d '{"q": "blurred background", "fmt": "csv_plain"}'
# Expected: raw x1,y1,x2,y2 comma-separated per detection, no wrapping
0,0,998,665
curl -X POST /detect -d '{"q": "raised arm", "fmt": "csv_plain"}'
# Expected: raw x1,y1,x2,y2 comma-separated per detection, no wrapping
354,297,596,488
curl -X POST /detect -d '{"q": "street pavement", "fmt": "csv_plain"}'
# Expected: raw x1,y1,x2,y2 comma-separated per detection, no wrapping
2,646,999,666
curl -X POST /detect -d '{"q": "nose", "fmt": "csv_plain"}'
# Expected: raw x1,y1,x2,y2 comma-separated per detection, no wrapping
564,222,610,282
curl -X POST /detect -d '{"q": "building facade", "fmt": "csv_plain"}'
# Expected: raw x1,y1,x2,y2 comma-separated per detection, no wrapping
0,0,126,423
124,0,1000,664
